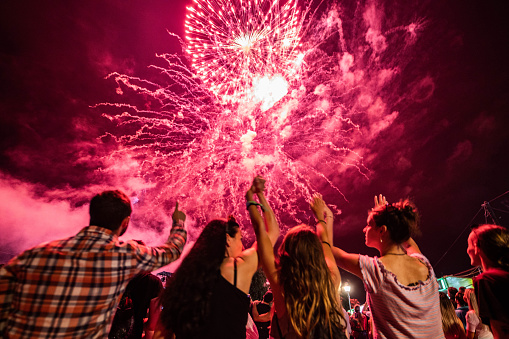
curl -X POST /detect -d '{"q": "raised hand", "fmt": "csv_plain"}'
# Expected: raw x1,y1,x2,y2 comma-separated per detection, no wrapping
252,175,266,194
172,201,186,222
310,193,326,220
374,194,388,209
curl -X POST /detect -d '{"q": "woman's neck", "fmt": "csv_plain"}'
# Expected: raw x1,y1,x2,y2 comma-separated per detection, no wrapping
480,255,496,271
379,243,406,256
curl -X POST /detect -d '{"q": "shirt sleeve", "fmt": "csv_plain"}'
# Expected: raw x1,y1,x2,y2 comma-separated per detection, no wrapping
465,311,478,333
133,219,187,271
0,262,17,333
358,255,382,294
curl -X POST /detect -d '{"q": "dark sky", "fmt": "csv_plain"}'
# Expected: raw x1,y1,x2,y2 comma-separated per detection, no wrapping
1,0,508,301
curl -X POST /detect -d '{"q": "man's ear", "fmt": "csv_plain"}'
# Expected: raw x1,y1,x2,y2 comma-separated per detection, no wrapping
116,216,130,236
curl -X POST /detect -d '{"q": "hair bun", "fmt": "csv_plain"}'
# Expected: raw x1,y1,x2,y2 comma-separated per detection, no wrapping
227,215,239,227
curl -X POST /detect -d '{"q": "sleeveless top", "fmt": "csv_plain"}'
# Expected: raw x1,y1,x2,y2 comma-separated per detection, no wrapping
203,259,251,339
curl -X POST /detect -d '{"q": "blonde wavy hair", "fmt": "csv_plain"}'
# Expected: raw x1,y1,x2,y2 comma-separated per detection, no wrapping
277,225,345,338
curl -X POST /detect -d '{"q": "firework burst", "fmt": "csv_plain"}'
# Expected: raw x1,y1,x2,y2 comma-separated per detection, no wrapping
184,0,306,107
99,0,428,232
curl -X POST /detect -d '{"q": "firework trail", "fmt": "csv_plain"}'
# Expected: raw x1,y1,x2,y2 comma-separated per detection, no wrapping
99,0,427,232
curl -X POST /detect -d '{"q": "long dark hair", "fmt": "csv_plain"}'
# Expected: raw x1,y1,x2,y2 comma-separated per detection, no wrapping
277,225,345,338
158,216,239,338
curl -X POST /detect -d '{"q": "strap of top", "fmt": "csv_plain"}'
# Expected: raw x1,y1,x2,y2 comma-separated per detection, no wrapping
234,258,237,287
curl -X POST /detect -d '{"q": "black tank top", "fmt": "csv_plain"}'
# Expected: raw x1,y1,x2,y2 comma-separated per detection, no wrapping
204,259,251,339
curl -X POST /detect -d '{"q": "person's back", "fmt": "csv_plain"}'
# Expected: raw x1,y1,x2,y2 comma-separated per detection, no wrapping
109,272,164,339
454,293,468,329
332,196,445,339
359,252,443,338
252,291,273,339
439,291,467,339
350,306,368,339
258,195,347,339
203,257,252,339
0,191,187,338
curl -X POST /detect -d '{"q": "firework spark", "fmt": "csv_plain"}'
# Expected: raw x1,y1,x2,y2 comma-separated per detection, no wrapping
184,0,306,108
99,0,428,232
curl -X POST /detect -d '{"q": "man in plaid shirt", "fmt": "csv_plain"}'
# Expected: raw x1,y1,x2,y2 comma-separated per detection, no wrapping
0,190,187,338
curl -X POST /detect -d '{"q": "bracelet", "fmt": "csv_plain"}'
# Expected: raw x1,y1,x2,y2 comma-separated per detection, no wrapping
246,201,266,212
322,241,331,248
317,220,326,224
326,215,334,219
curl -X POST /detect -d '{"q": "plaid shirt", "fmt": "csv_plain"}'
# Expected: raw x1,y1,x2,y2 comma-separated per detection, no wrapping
0,221,186,338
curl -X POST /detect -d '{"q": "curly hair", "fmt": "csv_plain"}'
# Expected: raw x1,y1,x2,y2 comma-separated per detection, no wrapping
158,216,239,338
370,199,421,244
471,224,509,270
277,225,345,339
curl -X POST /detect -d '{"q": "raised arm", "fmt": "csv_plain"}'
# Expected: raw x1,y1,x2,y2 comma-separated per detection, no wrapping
310,194,341,287
331,247,362,278
246,177,278,277
246,177,285,315
316,194,362,279
252,176,279,246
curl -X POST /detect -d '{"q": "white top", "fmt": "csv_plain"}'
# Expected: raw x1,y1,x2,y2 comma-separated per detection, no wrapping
465,310,493,339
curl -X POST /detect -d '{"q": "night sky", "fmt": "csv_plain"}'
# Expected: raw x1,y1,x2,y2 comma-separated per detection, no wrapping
1,0,508,302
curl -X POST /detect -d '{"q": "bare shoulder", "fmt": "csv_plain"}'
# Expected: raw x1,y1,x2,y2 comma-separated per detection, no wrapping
380,255,430,285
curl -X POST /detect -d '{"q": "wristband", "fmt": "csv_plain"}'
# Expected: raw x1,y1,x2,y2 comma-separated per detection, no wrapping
322,241,331,248
246,201,266,212
317,220,326,224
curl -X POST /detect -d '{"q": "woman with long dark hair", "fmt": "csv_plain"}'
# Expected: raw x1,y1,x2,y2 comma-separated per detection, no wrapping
155,176,279,339
249,190,346,338
330,195,444,338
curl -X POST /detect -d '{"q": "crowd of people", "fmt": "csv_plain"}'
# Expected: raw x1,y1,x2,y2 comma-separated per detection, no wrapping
0,178,508,338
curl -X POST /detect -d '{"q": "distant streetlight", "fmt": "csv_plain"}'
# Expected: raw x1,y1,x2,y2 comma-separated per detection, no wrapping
343,282,351,311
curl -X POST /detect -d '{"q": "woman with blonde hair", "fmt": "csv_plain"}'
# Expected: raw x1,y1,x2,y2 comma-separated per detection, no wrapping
247,189,346,338
438,291,466,339
464,288,493,339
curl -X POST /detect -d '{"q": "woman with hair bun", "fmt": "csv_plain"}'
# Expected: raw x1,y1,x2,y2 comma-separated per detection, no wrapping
154,176,279,339
331,195,444,338
467,224,509,338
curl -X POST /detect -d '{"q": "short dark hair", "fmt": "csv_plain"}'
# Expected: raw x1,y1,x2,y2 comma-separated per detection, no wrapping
455,292,467,307
89,190,132,231
447,286,458,297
